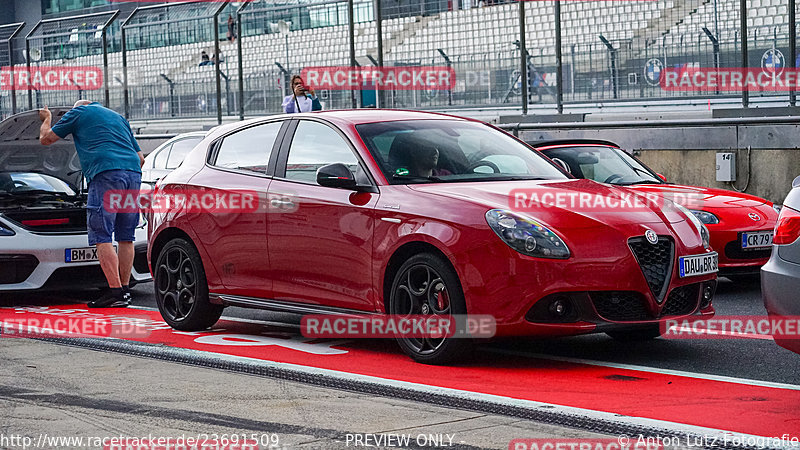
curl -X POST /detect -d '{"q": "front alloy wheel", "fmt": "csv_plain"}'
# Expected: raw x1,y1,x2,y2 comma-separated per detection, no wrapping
389,253,472,364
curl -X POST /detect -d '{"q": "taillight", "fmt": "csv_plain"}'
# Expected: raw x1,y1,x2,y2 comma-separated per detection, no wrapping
774,206,800,245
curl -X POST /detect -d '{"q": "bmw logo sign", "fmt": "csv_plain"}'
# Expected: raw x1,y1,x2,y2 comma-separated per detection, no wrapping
749,213,761,221
645,229,659,245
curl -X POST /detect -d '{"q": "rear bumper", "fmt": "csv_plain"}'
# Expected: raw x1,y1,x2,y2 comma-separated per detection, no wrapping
761,253,800,354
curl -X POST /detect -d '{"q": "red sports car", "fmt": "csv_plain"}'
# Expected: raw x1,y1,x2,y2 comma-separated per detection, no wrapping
148,111,717,364
533,140,779,281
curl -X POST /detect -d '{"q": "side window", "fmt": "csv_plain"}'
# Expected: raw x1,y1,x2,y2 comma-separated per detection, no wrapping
153,144,171,169
214,122,283,174
285,121,360,184
166,137,203,169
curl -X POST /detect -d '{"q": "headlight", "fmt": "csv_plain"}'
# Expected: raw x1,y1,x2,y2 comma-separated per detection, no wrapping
677,204,710,248
688,209,720,224
0,221,14,236
485,209,570,259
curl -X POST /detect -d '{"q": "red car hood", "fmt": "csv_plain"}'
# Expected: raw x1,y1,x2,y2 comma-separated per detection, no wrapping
408,178,687,227
626,183,768,209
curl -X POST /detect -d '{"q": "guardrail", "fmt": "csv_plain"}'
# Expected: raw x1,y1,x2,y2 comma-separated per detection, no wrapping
497,116,800,136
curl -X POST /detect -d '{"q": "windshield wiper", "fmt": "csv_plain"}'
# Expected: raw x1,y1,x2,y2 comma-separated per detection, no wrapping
392,174,443,183
8,189,71,197
617,180,661,186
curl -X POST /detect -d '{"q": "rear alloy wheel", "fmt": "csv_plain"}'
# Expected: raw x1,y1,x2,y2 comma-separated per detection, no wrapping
606,326,662,341
389,253,472,365
154,238,222,331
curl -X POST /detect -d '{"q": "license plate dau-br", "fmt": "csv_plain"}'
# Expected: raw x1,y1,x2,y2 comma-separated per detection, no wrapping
679,252,719,277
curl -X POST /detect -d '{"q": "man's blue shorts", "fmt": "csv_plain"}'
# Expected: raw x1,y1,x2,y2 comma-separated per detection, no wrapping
87,169,141,245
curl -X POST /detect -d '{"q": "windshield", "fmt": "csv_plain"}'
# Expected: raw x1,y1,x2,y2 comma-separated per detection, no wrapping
356,120,567,184
0,172,76,195
540,146,662,185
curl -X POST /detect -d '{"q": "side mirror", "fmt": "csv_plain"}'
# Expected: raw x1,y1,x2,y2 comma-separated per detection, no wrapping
656,173,667,182
317,163,357,190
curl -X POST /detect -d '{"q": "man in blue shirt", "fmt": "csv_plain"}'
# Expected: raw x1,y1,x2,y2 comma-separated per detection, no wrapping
39,100,145,308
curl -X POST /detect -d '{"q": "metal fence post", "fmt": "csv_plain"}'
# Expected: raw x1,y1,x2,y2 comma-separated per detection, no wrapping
790,0,796,106
25,37,31,110
519,0,527,115
122,26,129,119
214,13,222,124
102,29,110,107
237,6,245,120
8,39,15,114
375,0,383,108
739,0,748,107
554,0,563,114
349,0,357,109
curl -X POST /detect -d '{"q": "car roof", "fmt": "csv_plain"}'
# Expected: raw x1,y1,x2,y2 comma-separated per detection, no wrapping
293,109,475,124
204,110,478,142
527,139,621,149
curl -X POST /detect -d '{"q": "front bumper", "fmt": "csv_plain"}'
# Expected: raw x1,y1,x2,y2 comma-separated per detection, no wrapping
0,220,151,292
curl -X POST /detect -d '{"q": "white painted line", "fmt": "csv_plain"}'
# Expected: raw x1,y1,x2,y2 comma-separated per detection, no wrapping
164,344,800,448
489,348,800,391
129,305,800,391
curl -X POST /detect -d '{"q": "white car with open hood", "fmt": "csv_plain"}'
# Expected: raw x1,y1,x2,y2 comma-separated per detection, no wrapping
0,109,151,293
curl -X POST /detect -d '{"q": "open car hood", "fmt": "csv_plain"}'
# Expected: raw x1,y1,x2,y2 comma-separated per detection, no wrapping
0,108,82,187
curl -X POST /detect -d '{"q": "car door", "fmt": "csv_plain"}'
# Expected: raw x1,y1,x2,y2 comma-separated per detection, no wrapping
267,119,379,311
185,120,286,299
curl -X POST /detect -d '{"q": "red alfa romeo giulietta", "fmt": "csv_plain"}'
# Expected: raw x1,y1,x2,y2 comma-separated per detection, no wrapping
147,110,717,364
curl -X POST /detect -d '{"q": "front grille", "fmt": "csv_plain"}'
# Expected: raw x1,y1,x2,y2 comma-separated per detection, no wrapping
724,241,771,260
3,209,87,233
591,291,650,321
0,255,39,284
661,284,700,317
41,265,108,290
629,237,674,302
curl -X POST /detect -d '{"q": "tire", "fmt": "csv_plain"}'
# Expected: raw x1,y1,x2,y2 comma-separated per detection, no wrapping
606,326,662,341
154,238,222,331
388,253,473,365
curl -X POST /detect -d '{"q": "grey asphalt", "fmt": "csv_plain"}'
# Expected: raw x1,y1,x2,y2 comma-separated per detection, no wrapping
0,339,609,449
0,275,796,450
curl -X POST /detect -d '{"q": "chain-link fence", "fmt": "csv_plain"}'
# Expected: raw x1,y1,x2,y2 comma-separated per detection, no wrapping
0,22,24,121
2,0,798,122
22,11,118,114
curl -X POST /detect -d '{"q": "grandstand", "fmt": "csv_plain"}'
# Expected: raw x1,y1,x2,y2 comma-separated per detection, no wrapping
0,0,795,121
